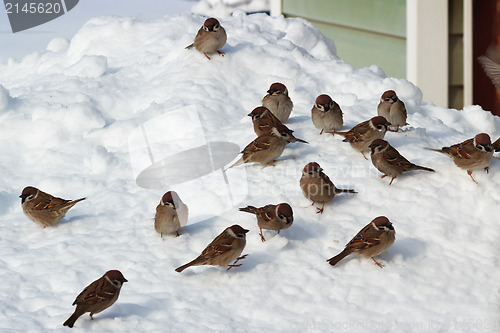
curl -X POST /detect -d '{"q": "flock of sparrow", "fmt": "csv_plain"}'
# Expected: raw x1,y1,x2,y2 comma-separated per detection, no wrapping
15,18,500,328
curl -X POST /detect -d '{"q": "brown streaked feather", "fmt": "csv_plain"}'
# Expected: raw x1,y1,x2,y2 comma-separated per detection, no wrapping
73,278,117,306
340,120,370,143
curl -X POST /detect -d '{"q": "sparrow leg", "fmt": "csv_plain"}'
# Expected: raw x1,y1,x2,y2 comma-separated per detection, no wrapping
203,52,212,60
319,129,324,135
468,171,478,184
226,254,248,270
371,257,385,268
90,314,94,320
361,152,368,160
160,232,163,238
266,162,276,167
310,201,315,206
316,202,325,214
176,231,180,237
485,166,489,174
381,174,387,179
259,228,266,242
388,177,396,185
234,254,248,263
217,50,225,56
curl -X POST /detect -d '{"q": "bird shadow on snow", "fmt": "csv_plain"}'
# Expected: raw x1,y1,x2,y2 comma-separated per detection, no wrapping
386,237,427,261
62,214,87,225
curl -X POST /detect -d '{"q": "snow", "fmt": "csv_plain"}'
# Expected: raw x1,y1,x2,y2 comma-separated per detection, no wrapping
0,10,499,333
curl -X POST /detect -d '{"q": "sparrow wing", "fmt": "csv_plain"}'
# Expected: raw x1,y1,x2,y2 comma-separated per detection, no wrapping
343,121,369,143
478,53,500,89
242,135,272,154
383,146,413,168
200,231,235,259
72,278,116,306
445,139,476,159
345,223,384,251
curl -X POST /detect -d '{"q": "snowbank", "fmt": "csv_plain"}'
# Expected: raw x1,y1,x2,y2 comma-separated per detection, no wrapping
0,12,498,332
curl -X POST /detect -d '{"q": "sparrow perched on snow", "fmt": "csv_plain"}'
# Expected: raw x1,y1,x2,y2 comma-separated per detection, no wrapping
335,116,390,159
154,191,188,238
229,124,307,168
377,90,407,131
426,133,494,183
327,216,395,268
19,186,85,228
262,82,293,123
369,139,435,185
311,94,343,134
247,106,286,136
175,225,249,272
300,162,356,214
185,18,227,60
239,203,293,242
63,270,128,328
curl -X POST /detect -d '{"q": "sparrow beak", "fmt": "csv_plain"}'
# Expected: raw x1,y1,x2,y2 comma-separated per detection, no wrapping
243,228,249,233
289,136,308,144
267,89,274,94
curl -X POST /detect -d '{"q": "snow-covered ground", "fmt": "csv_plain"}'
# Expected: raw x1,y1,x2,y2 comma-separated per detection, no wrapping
0,10,499,333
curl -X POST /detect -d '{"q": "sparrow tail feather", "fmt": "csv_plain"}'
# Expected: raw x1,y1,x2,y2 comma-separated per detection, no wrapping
239,206,258,214
327,249,352,266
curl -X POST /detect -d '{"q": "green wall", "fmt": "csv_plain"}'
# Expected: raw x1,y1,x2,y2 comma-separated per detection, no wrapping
283,0,406,78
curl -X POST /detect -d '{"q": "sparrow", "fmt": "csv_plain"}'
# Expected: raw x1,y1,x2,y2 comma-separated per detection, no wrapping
154,191,189,238
300,162,356,214
335,116,390,159
262,82,293,123
63,270,128,328
425,133,494,183
239,203,293,242
19,186,85,228
185,17,227,60
247,106,286,137
175,225,249,272
327,216,395,268
229,124,307,168
493,136,500,152
478,45,500,89
311,94,343,134
369,139,435,185
377,90,407,131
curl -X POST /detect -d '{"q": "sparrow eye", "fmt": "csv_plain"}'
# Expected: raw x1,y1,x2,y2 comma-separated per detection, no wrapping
278,213,284,219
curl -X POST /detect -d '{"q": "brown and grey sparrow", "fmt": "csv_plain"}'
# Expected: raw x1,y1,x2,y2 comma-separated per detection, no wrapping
369,139,434,185
262,82,293,123
175,225,249,272
311,94,343,134
327,216,395,268
19,186,85,228
63,270,128,328
186,18,227,60
154,191,188,238
426,133,494,183
248,106,286,137
335,116,390,159
239,203,293,242
377,90,407,131
229,124,307,168
300,162,356,214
